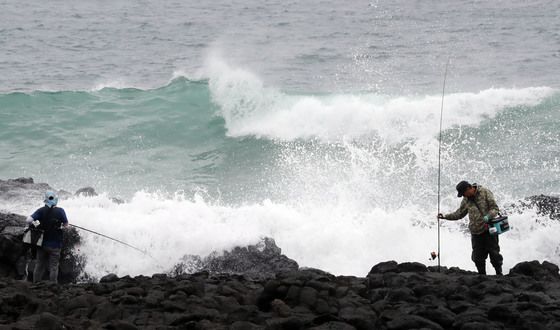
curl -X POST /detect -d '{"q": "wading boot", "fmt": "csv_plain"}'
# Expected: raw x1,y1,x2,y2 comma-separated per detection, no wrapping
494,266,503,276
476,263,486,275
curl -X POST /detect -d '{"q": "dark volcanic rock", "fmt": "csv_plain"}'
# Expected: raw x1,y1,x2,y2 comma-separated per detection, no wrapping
203,237,299,278
75,187,98,197
1,260,560,329
0,213,28,279
0,177,56,201
510,194,560,220
526,195,560,220
172,237,299,280
368,261,398,274
509,260,560,279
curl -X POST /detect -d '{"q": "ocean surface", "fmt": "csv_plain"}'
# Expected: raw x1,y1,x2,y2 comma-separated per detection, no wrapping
1,0,559,278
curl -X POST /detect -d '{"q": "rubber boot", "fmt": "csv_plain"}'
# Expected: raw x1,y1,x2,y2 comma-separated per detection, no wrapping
494,266,503,276
475,263,486,275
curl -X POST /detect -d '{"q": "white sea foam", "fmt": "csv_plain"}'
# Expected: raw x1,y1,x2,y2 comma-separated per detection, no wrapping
3,59,557,280
5,193,559,278
206,57,554,143
90,79,151,92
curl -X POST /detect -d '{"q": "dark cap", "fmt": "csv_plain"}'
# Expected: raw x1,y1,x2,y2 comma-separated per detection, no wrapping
456,181,471,197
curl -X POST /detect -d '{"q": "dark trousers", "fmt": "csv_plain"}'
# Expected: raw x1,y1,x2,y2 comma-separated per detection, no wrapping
33,247,61,283
471,232,503,274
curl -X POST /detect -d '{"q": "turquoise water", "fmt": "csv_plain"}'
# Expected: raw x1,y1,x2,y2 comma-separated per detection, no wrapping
1,1,559,276
1,75,557,203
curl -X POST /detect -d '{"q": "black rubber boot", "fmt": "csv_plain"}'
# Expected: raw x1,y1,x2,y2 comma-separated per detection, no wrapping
475,263,486,275
494,266,503,276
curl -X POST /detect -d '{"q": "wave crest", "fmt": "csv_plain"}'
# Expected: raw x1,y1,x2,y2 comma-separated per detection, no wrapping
206,59,555,143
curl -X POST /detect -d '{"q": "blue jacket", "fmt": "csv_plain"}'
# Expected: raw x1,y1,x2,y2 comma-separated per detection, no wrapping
31,206,69,248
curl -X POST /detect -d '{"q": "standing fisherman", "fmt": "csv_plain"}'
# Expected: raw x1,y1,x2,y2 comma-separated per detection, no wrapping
438,181,503,275
26,191,69,283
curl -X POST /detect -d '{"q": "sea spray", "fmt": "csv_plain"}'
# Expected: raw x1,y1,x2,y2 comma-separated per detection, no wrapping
1,62,558,278
2,188,559,278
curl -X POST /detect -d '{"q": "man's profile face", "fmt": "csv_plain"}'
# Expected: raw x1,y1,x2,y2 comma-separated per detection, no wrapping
463,186,476,198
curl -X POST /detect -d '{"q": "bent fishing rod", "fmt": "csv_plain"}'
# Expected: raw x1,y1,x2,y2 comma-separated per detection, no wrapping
69,223,154,259
436,58,451,272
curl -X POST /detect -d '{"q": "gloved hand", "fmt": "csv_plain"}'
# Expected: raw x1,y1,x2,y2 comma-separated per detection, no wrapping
483,214,492,222
32,220,40,227
437,213,445,219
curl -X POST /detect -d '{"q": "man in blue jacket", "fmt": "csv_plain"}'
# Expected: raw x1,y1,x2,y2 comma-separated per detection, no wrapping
26,191,69,283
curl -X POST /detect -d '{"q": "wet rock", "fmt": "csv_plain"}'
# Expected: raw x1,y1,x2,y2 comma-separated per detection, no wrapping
487,303,519,323
368,261,398,274
34,312,64,330
202,237,299,280
510,260,560,279
0,259,560,328
309,321,356,330
75,187,97,197
397,262,428,273
271,298,292,317
100,273,120,283
91,301,123,323
299,286,319,307
385,287,417,303
230,321,263,330
9,177,34,185
338,307,377,330
0,178,52,201
510,194,560,220
103,320,138,330
413,305,456,328
171,237,299,281
265,316,304,330
525,195,560,220
386,314,443,330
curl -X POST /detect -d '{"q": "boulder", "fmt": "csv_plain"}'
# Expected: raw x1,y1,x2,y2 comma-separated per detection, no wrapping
510,195,560,220
509,260,560,279
0,178,53,201
75,187,97,197
172,237,299,280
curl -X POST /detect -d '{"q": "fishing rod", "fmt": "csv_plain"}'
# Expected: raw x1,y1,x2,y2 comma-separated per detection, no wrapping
436,58,451,272
69,223,154,259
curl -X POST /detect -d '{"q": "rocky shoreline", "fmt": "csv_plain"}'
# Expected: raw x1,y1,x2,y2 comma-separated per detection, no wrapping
1,177,560,329
1,260,560,329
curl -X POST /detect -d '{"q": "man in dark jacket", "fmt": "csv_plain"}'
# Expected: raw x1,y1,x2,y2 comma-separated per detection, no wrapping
26,191,69,283
438,181,503,275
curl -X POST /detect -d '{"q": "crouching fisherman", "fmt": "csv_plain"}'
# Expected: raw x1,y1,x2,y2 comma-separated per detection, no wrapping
438,181,504,275
26,191,69,283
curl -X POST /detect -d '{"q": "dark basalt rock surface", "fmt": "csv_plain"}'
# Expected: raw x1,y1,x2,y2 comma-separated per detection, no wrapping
171,237,299,281
509,194,560,220
1,260,560,329
0,177,55,202
0,177,97,202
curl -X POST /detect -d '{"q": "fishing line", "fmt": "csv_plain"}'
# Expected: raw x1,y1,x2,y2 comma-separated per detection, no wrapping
436,58,451,271
69,223,156,260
